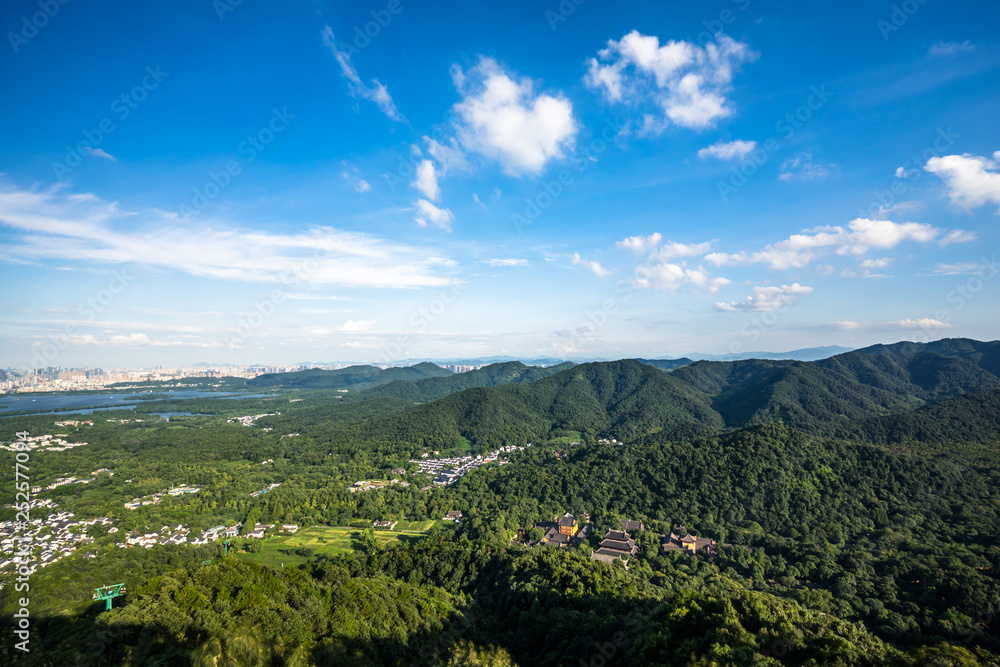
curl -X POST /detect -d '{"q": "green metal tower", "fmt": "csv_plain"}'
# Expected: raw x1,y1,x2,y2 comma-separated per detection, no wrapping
93,583,126,611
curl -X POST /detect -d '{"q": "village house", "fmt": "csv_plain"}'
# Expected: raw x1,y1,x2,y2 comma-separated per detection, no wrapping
373,520,398,530
443,510,462,521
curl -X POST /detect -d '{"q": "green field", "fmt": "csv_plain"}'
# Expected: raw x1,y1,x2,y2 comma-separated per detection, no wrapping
235,522,443,568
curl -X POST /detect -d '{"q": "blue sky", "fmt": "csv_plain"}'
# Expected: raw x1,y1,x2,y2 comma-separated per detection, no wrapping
1,0,998,368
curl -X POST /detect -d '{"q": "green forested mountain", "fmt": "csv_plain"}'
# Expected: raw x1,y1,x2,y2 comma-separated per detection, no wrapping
833,388,1000,448
5,340,1000,665
248,362,454,390
341,360,724,448
349,361,576,403
634,357,693,371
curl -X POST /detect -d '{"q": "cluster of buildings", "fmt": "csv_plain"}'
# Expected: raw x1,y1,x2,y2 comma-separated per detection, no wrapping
530,513,718,568
1,433,89,453
409,445,527,486
227,413,278,426
0,511,112,578
349,479,409,493
124,485,202,510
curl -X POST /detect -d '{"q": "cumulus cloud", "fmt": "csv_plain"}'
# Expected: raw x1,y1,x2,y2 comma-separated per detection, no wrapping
618,234,726,292
414,199,454,231
412,160,441,201
322,26,403,121
0,183,456,288
925,150,1000,213
634,262,729,292
452,57,577,175
698,139,756,160
485,258,527,267
714,283,813,312
585,31,757,131
616,233,662,254
705,218,969,270
571,253,612,277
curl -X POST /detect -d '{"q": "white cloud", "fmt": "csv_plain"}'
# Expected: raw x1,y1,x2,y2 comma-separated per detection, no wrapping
354,179,371,193
472,193,487,209
322,26,403,121
705,218,963,270
652,240,713,260
938,229,978,247
414,199,454,231
585,31,757,131
918,262,984,276
572,253,612,277
860,257,891,270
830,318,952,330
925,150,1000,213
895,318,951,329
88,148,117,162
634,261,729,292
698,139,756,160
424,136,469,173
412,160,441,201
108,333,152,346
928,41,974,57
616,233,662,253
779,153,829,181
715,283,812,312
0,183,456,288
618,234,726,292
485,258,527,267
451,57,577,175
341,319,375,332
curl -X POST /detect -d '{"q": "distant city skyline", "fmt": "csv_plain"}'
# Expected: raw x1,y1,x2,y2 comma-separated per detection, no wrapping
2,1,998,368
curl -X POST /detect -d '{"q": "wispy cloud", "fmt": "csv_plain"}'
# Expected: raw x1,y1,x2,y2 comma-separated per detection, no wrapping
779,152,830,181
322,26,403,121
928,41,974,57
0,182,456,288
484,258,528,267
571,252,612,277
